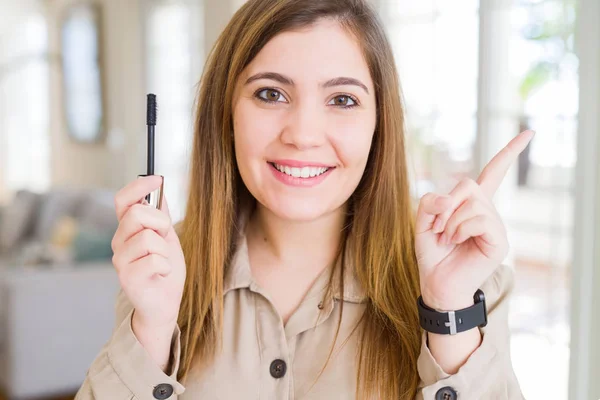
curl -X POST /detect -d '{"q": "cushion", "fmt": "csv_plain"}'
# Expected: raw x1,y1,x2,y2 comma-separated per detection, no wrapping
32,188,85,244
49,215,79,248
76,189,118,235
0,190,42,252
72,222,114,263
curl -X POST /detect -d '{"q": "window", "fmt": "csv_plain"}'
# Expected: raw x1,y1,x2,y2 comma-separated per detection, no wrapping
0,12,50,200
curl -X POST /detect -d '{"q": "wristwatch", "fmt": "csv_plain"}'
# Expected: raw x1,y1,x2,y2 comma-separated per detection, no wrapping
417,289,487,335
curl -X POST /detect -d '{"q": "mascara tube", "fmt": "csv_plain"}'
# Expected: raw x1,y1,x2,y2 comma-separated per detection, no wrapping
138,93,163,209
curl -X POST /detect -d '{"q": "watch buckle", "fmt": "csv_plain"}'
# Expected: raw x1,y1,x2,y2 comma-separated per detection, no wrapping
445,310,458,335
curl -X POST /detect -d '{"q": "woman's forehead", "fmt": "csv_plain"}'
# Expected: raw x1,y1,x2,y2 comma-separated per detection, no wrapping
242,20,373,89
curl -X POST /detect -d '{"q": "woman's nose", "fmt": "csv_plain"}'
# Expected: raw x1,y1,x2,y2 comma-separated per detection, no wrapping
280,103,327,150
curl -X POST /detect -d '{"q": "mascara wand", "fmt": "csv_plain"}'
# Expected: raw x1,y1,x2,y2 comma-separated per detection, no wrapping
138,93,163,209
147,93,157,176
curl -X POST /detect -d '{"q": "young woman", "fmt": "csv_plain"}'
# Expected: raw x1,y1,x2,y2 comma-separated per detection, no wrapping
77,0,531,398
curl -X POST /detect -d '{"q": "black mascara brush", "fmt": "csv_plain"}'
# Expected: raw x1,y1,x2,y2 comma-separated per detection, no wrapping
146,93,157,176
138,93,163,209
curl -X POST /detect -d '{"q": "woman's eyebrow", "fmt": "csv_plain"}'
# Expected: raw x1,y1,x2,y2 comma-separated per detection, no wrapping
245,72,370,94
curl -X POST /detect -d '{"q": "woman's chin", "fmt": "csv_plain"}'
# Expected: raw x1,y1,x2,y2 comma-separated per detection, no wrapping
263,199,332,223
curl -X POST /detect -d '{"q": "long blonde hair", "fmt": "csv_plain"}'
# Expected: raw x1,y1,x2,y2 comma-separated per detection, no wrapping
177,0,422,398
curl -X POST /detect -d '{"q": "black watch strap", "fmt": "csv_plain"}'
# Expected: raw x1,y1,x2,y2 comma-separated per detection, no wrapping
417,289,488,335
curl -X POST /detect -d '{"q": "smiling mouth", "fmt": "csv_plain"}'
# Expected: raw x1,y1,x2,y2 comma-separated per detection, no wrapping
268,162,334,178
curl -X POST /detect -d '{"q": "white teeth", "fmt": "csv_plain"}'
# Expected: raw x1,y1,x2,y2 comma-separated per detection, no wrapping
273,163,330,178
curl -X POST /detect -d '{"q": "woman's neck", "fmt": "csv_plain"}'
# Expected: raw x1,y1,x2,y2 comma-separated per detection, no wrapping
246,203,347,271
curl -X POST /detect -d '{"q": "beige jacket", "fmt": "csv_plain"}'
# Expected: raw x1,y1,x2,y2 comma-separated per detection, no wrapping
76,218,524,400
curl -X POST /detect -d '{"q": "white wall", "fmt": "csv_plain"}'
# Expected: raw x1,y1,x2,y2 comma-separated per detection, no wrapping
204,0,238,55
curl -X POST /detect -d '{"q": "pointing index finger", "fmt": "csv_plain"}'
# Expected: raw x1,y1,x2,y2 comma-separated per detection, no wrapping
477,130,536,198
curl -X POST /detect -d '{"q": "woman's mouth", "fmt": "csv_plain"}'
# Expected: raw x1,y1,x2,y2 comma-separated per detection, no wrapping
268,162,331,178
267,162,335,187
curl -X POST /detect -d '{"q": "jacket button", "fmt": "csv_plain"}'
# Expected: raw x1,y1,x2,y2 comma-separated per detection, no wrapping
435,386,458,400
153,383,174,399
269,359,287,378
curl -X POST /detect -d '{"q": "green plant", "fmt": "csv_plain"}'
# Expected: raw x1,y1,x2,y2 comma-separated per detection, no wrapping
518,0,577,101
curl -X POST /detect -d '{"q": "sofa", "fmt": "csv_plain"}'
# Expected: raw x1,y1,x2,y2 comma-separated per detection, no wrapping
0,187,121,399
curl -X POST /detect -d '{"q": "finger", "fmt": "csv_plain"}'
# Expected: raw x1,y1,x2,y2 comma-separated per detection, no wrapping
112,229,170,269
450,214,497,247
415,193,452,234
114,175,164,221
440,198,489,246
477,130,535,198
431,178,491,234
122,254,172,284
111,204,172,253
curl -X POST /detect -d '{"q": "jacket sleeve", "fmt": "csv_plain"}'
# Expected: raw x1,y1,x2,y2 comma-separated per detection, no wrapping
415,264,525,400
75,289,186,400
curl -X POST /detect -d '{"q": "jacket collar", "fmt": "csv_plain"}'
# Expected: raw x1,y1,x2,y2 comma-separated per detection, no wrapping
223,207,367,304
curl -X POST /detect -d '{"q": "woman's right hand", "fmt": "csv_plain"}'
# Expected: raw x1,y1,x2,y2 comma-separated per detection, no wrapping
111,175,186,333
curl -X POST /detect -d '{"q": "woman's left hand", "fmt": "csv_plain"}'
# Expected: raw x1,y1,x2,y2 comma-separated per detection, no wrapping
414,130,535,311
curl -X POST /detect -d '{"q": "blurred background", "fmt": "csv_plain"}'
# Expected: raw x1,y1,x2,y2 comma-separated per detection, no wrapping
0,0,598,399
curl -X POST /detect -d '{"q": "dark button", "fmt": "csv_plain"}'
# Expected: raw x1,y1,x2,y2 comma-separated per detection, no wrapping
153,383,174,399
269,359,287,378
435,386,458,400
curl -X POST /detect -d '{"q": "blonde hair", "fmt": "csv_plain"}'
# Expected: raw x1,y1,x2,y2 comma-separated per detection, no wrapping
177,0,422,398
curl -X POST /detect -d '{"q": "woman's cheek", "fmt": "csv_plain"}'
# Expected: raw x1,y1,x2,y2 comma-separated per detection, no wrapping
245,109,285,146
329,123,374,165
235,110,276,156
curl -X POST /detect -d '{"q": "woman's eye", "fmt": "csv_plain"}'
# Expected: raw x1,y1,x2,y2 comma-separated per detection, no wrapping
255,89,358,109
256,88,287,103
329,95,358,108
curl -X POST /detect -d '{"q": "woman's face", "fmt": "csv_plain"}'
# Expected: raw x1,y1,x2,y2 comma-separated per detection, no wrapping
232,18,377,222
